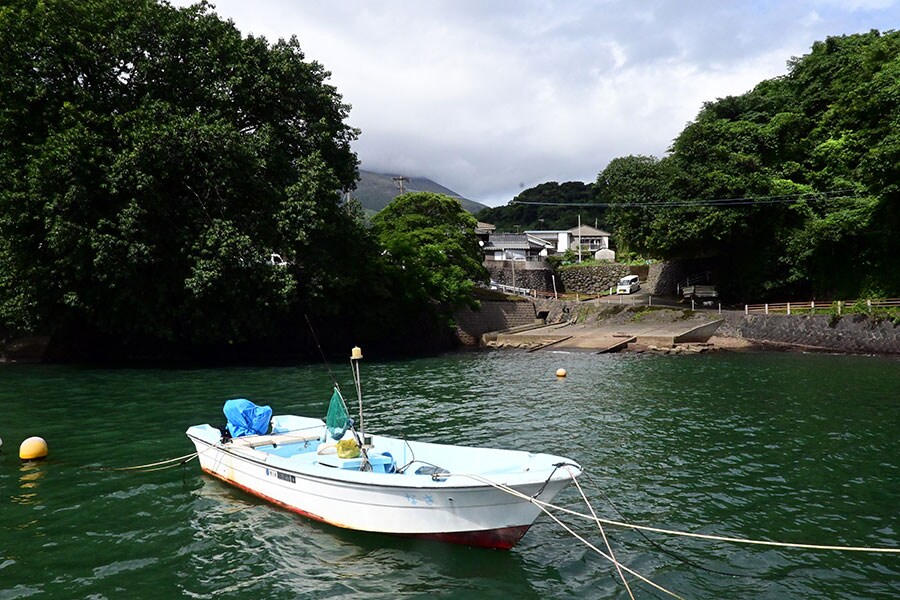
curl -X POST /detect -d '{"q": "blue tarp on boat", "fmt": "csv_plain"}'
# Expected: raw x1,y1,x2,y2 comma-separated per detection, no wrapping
223,398,273,437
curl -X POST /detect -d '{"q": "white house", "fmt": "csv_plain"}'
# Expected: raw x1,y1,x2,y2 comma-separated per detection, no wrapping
525,225,614,260
481,233,554,261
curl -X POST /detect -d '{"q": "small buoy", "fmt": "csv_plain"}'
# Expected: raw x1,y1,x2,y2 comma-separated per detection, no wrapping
556,368,567,378
19,436,48,461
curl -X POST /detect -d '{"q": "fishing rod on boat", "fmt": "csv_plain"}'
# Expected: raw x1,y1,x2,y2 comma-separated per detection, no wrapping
304,314,340,389
303,315,371,471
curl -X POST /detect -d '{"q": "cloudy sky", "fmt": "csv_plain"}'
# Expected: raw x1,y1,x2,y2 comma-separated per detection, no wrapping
174,1,899,206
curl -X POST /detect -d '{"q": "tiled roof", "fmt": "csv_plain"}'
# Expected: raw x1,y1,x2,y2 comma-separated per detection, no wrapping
484,233,553,251
569,224,611,237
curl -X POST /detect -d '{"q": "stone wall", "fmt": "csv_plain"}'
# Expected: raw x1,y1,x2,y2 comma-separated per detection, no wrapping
558,263,630,294
718,312,900,355
485,265,557,292
644,259,719,295
454,300,538,345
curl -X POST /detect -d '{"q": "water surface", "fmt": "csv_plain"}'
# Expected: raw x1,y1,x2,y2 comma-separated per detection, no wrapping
1,350,898,598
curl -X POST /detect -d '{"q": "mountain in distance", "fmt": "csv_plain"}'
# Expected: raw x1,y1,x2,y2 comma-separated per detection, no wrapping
353,170,488,216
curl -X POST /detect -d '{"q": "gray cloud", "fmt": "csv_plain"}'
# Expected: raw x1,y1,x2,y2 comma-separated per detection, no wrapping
175,1,899,205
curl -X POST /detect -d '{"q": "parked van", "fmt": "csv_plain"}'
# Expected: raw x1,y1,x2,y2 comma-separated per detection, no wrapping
617,275,641,295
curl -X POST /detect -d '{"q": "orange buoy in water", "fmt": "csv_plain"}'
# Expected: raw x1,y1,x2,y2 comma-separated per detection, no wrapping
19,436,48,461
556,368,567,378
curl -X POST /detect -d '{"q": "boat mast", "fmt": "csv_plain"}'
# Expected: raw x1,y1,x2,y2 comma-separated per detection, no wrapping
350,346,365,441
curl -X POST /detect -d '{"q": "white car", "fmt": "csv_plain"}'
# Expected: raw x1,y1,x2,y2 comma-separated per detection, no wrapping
617,275,640,294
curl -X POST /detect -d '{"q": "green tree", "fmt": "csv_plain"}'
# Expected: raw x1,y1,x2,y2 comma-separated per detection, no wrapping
371,192,487,315
595,155,674,256
0,0,360,346
597,30,900,300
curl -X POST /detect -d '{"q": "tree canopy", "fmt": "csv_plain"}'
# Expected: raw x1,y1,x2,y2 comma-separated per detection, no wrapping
371,192,487,315
598,30,900,300
475,181,604,232
0,0,362,346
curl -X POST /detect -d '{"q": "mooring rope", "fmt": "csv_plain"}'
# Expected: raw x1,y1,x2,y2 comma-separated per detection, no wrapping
85,451,200,472
581,470,764,579
451,472,900,555
527,490,684,599
564,465,636,600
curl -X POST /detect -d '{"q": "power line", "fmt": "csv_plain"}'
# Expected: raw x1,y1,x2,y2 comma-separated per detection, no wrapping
509,189,863,208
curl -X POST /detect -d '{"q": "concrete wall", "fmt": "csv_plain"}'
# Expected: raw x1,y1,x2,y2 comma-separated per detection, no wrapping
454,300,538,345
718,312,900,355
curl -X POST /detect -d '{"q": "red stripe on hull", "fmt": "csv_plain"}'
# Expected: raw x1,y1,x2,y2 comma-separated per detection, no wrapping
401,526,532,550
201,467,531,550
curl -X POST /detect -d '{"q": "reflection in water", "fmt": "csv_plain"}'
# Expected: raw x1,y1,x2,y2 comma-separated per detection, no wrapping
185,476,543,598
11,462,46,506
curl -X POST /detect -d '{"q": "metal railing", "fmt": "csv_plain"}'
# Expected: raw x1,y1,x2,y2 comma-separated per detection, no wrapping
490,282,535,297
677,271,712,295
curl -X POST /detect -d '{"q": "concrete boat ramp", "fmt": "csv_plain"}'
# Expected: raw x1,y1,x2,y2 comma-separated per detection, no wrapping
483,318,723,353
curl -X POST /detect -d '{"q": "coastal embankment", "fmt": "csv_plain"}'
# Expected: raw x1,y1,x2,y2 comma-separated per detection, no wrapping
456,298,900,356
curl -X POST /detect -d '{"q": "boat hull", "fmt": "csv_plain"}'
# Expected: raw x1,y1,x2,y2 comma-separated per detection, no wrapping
199,464,533,549
187,424,579,550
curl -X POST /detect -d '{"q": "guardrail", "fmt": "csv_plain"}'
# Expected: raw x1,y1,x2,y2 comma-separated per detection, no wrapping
745,298,900,315
489,283,723,311
490,282,534,297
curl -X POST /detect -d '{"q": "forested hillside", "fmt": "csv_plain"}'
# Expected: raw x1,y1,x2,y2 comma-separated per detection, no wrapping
600,30,900,300
475,181,603,231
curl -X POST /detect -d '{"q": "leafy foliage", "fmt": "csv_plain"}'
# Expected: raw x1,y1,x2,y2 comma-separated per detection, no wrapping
371,192,488,316
475,181,604,232
0,0,361,345
597,30,900,300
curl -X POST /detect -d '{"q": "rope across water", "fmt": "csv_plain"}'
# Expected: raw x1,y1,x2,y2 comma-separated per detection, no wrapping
85,452,198,472
452,471,900,555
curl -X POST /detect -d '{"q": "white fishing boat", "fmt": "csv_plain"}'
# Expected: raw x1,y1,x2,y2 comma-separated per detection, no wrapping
186,348,581,549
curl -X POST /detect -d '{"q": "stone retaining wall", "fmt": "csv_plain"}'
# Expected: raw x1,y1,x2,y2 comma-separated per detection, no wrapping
644,259,719,295
558,263,630,294
485,265,557,292
718,312,900,355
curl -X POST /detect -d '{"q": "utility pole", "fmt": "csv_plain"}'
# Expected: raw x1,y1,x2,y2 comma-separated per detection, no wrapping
577,214,582,263
392,176,409,195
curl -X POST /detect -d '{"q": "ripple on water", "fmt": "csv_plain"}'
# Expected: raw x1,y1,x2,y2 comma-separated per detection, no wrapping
0,352,898,598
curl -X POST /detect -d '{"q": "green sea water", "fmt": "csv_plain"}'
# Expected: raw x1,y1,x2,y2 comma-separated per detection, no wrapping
1,350,898,599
